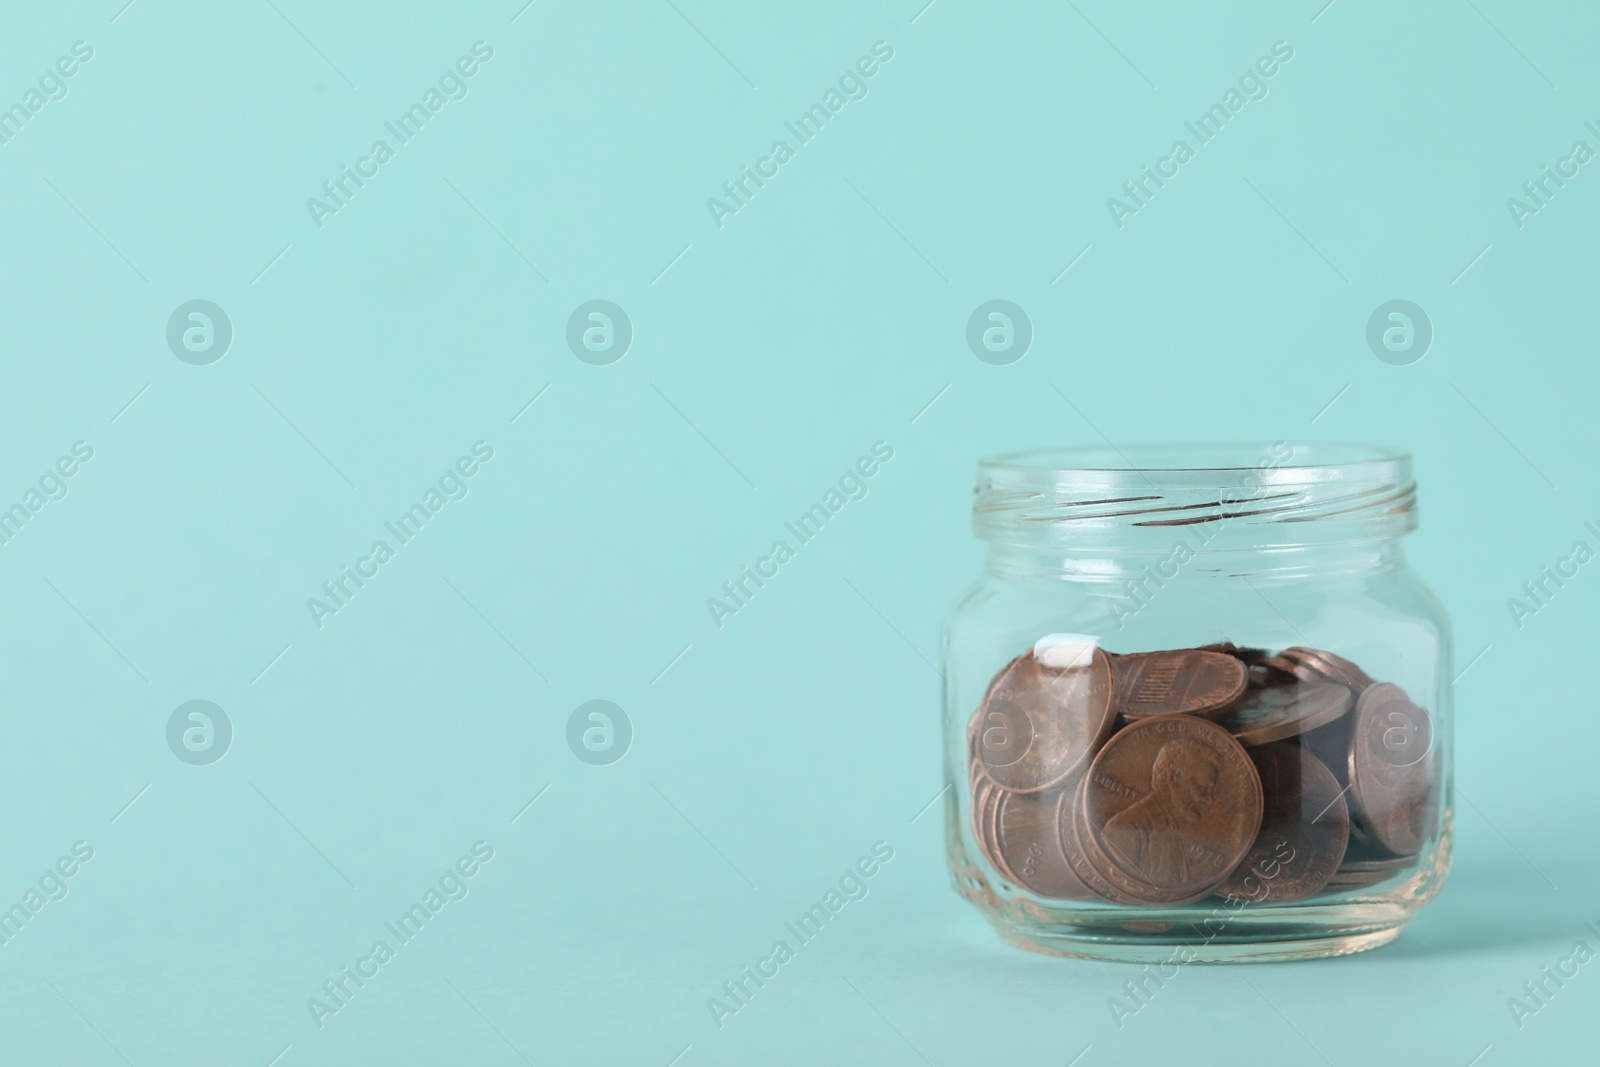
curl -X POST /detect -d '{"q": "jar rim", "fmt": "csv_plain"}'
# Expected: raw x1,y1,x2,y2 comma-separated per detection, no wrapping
973,442,1417,547
979,443,1409,482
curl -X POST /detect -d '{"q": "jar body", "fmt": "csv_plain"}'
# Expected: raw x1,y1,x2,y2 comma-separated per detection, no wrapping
944,449,1451,963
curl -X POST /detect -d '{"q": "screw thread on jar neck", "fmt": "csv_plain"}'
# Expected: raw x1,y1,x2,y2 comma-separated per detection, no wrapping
973,443,1418,566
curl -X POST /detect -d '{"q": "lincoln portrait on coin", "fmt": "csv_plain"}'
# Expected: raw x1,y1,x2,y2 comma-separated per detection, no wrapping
1101,739,1221,887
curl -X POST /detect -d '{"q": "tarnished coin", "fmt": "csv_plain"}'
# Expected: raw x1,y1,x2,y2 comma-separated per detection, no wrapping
1204,644,1285,688
1201,642,1272,668
1281,647,1377,692
1111,649,1247,721
993,784,1093,899
1260,652,1311,683
1300,711,1354,792
1343,822,1422,860
1321,871,1389,891
1321,844,1412,892
1221,682,1353,747
1080,716,1263,903
971,645,1116,793
1215,744,1348,903
1246,663,1293,689
1348,683,1434,856
1337,854,1413,875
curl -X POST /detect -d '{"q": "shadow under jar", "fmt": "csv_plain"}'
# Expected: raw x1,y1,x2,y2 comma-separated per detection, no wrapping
943,444,1451,963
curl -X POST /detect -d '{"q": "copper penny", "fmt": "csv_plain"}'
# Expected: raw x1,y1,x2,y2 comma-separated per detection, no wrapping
1339,837,1417,870
1282,646,1377,692
1320,871,1390,892
1247,663,1290,689
1321,845,1411,891
1071,784,1217,905
1079,716,1263,903
993,784,1093,899
1220,682,1353,747
968,765,1004,872
1335,859,1411,878
971,645,1116,793
1201,642,1273,668
1111,649,1247,721
1347,683,1434,856
1214,744,1348,903
1058,775,1144,905
1300,711,1354,793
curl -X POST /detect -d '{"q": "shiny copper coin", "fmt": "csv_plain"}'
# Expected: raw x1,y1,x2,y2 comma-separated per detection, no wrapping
1215,744,1348,903
1079,716,1263,903
993,784,1093,899
1111,649,1247,721
1221,682,1352,747
971,645,1116,793
1348,683,1434,856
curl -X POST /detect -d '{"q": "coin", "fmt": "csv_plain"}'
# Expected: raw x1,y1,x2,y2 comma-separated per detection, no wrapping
1321,844,1411,892
967,640,1435,912
1205,644,1285,688
1058,775,1141,904
1071,784,1218,905
1214,744,1348,903
1347,683,1434,856
1079,715,1263,903
1111,649,1248,721
1220,682,1353,747
1299,710,1354,792
1282,647,1377,692
1321,871,1391,891
1202,642,1272,668
971,646,1116,793
993,784,1094,899
1337,856,1412,875
1259,652,1310,682
1340,835,1417,868
969,764,1003,871
1246,662,1293,689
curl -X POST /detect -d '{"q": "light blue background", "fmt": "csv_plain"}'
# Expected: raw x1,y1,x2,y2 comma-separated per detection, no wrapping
0,0,1595,1063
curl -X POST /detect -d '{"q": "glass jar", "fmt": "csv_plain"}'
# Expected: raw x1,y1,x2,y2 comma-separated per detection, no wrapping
942,444,1451,963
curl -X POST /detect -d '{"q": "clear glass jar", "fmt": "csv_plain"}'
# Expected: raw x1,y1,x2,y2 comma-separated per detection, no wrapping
942,444,1451,963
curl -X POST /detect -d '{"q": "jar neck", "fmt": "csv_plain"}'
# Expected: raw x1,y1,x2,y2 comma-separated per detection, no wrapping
973,445,1417,569
983,539,1407,582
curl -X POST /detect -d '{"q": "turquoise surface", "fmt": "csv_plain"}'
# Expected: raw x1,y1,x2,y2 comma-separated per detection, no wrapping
0,1,1594,1063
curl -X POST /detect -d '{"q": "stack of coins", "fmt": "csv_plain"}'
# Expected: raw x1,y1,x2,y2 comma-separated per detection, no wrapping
967,638,1434,905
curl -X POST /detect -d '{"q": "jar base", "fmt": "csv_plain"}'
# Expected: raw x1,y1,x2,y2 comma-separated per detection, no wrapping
992,917,1406,964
